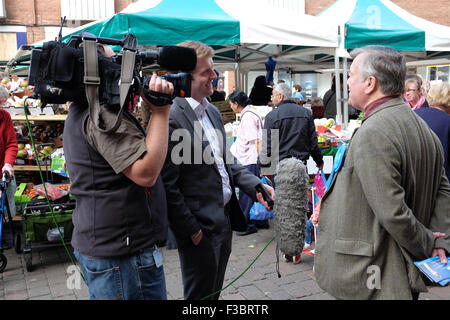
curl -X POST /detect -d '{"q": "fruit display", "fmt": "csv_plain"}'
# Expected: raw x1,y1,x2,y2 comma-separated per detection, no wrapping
1,75,43,110
15,122,64,145
314,117,351,148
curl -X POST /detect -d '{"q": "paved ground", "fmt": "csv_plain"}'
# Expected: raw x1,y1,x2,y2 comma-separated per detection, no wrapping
1,223,449,300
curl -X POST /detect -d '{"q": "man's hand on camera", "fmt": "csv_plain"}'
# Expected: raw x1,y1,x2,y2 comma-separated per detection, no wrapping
142,74,174,109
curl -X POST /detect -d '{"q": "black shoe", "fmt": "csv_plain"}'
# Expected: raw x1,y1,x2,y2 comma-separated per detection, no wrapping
256,222,270,229
236,228,257,236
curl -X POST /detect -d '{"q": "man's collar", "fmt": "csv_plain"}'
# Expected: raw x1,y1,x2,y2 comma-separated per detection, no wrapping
362,95,400,120
186,97,209,118
277,99,297,107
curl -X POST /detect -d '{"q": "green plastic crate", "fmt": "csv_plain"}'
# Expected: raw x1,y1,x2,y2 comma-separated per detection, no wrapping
15,183,32,204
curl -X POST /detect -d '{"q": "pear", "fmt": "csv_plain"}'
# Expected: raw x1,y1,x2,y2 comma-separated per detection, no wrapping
17,150,27,158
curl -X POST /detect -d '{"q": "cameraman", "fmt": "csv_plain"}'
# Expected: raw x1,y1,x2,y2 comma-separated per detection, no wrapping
63,42,173,299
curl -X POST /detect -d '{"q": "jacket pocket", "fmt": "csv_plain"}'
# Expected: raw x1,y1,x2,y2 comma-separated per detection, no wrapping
334,239,373,257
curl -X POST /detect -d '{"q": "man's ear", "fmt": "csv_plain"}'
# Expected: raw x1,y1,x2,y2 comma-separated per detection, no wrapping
364,76,377,95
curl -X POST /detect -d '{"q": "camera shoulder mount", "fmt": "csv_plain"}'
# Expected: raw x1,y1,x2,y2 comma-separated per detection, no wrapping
84,36,137,134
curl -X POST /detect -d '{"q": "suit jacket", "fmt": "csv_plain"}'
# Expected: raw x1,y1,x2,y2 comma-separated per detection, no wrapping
315,97,450,299
161,98,262,247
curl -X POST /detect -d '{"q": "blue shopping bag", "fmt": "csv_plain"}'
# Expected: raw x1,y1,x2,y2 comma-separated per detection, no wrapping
249,202,274,220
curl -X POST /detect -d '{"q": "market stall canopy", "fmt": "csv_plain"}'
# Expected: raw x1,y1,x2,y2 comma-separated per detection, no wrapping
317,0,450,55
56,0,338,72
4,45,32,76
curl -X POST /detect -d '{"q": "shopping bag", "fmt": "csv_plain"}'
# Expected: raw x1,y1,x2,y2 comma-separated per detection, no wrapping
249,202,274,220
313,169,326,204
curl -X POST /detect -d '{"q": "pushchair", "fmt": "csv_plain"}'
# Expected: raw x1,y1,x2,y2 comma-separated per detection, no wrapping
0,171,18,273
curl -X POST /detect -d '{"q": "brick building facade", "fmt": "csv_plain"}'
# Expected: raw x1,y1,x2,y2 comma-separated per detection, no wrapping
0,0,137,61
305,0,450,27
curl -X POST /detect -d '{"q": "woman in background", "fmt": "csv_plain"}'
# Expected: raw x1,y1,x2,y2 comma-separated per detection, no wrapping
249,76,272,106
404,75,429,110
229,90,268,235
0,86,18,217
415,82,450,182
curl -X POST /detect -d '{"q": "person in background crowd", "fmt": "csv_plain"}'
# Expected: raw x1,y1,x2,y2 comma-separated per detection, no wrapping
228,90,268,235
311,97,325,119
415,82,450,182
323,74,358,120
161,41,274,300
0,85,17,217
209,70,225,102
293,84,304,101
404,75,429,110
250,75,272,106
315,45,450,300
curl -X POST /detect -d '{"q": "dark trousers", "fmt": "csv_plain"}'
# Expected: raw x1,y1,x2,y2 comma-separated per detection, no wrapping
177,206,233,300
239,164,269,229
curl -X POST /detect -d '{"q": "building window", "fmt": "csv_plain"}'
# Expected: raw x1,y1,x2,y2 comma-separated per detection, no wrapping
428,65,450,83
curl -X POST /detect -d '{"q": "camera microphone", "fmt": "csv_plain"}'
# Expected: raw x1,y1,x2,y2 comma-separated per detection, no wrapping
158,46,197,72
138,46,197,72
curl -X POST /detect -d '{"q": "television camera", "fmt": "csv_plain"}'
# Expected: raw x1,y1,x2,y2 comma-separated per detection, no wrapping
28,29,196,132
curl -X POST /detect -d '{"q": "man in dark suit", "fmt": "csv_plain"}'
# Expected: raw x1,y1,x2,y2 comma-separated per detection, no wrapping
161,41,274,300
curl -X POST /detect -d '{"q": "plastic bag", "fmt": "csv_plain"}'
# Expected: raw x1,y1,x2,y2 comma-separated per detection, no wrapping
313,169,326,201
34,183,69,201
250,202,274,220
47,227,64,242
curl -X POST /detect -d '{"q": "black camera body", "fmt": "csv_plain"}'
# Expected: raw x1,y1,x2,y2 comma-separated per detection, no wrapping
28,33,196,111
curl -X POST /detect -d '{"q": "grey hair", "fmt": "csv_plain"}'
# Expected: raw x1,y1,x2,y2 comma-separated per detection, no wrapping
351,45,406,96
273,82,292,100
0,85,9,100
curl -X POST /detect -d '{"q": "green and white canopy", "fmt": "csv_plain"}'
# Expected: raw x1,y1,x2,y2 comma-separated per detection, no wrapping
58,0,337,72
317,0,450,52
62,0,337,47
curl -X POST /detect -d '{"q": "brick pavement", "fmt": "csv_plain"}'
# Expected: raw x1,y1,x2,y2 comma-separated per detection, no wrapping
1,225,449,300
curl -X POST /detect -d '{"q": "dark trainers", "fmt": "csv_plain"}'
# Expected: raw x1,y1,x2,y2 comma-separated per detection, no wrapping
236,228,257,236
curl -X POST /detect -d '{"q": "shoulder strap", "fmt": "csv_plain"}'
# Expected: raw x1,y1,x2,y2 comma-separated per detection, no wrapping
241,110,263,127
83,39,136,134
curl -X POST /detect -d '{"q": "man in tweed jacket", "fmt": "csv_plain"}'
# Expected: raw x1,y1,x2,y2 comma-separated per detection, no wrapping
314,46,450,300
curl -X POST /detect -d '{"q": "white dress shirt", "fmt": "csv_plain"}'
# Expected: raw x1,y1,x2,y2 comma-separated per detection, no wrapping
186,97,232,205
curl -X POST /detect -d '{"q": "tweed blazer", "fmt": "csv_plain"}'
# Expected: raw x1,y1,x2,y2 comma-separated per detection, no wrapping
315,97,450,300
